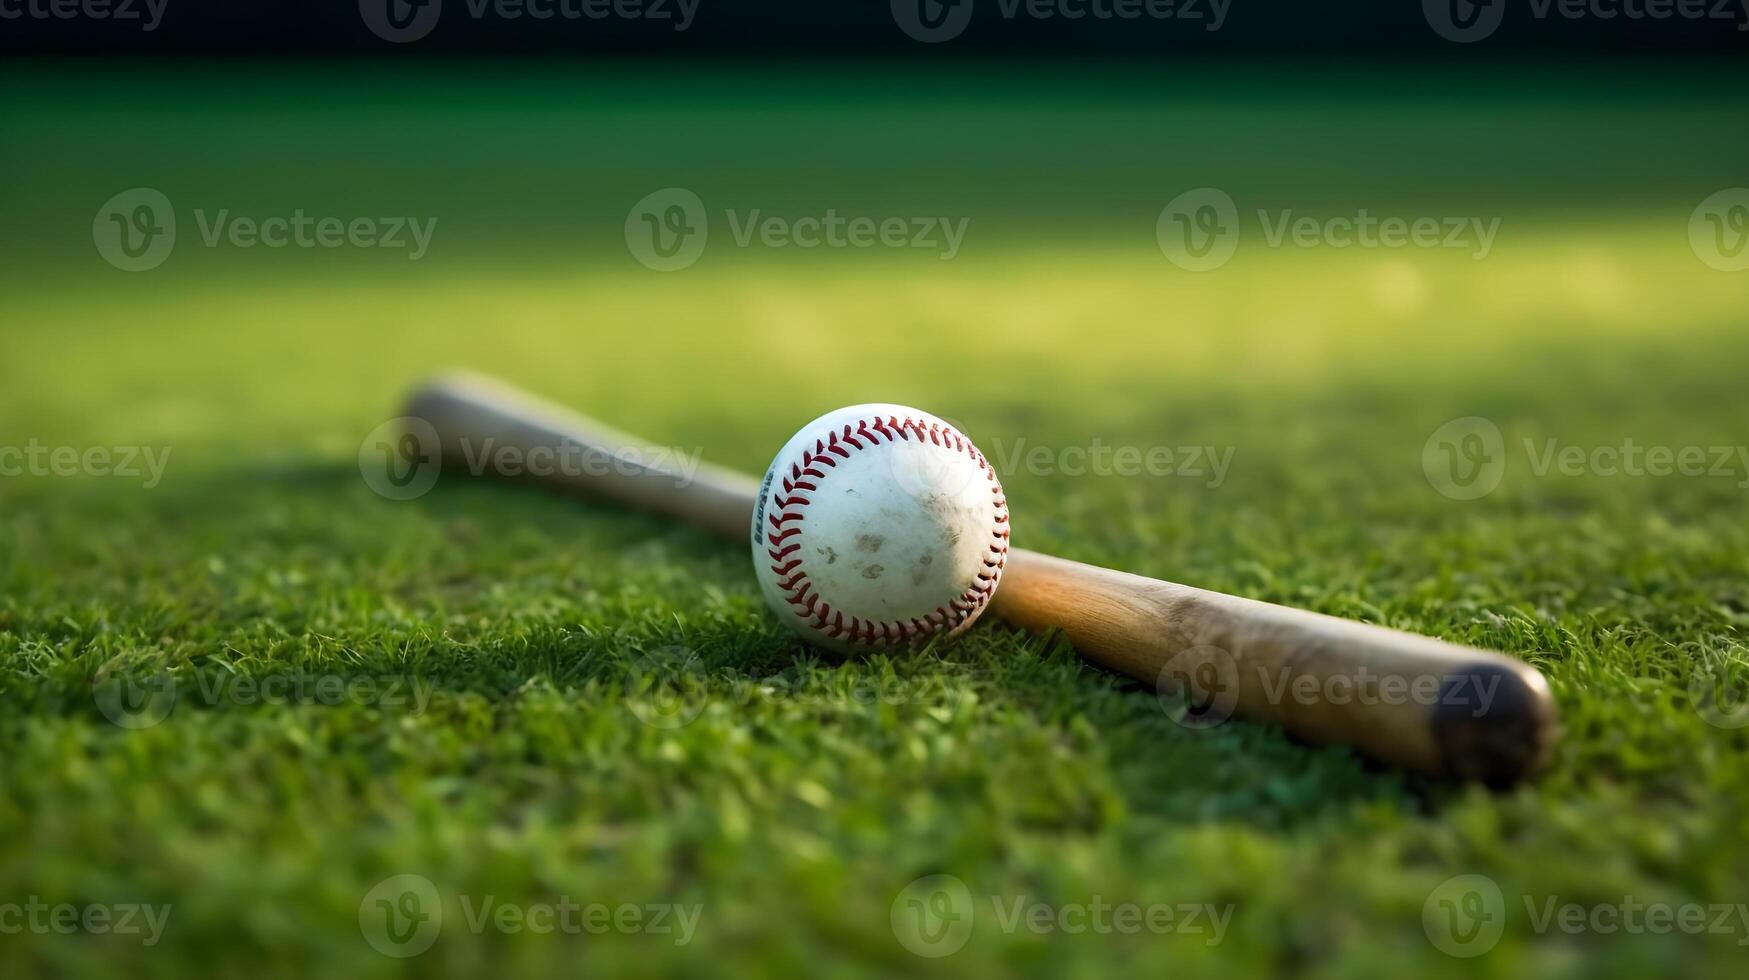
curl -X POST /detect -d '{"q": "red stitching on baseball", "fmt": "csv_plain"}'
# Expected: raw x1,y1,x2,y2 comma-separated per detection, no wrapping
765,413,1009,647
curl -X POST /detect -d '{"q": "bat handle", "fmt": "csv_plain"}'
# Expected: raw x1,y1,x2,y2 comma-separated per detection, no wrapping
403,372,761,539
990,550,1557,784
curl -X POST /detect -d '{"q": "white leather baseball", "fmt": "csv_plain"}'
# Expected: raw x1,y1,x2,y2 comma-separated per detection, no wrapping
750,404,1010,653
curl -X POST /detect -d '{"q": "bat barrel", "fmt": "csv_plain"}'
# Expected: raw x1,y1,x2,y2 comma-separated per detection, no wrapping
990,550,1557,784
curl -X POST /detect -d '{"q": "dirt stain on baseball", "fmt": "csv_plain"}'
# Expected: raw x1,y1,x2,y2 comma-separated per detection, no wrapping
856,534,885,553
862,564,884,579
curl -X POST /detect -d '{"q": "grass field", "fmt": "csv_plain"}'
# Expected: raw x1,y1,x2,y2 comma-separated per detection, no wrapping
3,60,1749,978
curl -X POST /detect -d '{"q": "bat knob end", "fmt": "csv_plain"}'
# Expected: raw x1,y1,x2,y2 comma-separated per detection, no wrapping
1431,661,1558,788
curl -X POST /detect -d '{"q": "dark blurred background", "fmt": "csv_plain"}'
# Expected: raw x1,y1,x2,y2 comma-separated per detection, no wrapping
3,0,1746,56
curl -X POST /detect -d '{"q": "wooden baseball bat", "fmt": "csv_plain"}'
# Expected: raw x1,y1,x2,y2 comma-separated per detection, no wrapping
403,372,1557,786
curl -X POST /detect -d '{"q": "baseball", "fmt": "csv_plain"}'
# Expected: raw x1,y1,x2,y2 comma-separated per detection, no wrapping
750,404,1010,653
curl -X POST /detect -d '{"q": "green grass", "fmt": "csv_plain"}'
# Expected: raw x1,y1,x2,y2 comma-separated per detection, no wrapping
2,59,1749,979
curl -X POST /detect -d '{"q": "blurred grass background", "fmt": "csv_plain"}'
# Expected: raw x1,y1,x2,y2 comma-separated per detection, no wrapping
2,59,1748,978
